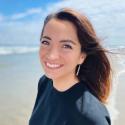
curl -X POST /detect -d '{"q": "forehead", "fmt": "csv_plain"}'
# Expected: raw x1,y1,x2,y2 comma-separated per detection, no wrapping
42,19,79,43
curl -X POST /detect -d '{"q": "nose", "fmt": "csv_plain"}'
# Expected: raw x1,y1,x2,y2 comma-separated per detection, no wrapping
46,47,60,60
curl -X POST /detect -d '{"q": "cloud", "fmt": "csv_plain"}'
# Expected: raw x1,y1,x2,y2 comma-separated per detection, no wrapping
11,8,42,20
0,14,4,22
0,0,125,46
0,7,45,46
0,20,43,46
0,7,44,46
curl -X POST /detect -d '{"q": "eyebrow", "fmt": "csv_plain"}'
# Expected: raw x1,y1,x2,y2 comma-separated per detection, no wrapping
42,36,51,40
60,40,76,45
42,35,76,45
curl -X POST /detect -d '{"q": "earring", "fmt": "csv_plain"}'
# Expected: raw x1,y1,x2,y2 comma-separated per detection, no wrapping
76,64,81,76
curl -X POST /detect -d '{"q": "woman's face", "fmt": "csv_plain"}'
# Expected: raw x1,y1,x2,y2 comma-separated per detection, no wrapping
39,18,86,81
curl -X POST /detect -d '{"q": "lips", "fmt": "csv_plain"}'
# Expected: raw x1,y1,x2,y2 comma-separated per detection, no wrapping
45,62,63,69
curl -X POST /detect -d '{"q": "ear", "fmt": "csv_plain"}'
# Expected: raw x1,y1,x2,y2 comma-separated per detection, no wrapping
79,52,87,64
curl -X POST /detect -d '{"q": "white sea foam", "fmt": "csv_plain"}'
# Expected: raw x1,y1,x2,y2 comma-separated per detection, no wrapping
0,46,39,55
109,46,125,55
106,51,125,124
106,72,120,123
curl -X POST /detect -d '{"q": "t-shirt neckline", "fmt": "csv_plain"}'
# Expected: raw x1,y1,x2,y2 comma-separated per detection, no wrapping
50,80,83,95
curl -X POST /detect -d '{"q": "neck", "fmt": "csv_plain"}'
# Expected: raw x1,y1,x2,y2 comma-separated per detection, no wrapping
52,74,79,91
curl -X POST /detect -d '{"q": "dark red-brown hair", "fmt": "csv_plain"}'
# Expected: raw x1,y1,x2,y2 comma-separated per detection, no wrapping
40,8,112,103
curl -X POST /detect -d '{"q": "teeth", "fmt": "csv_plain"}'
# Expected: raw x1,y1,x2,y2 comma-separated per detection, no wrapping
46,62,61,68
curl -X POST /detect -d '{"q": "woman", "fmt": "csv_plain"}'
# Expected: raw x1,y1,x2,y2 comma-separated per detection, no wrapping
29,8,112,125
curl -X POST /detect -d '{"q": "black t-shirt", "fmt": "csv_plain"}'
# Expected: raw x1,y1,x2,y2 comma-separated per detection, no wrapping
29,75,111,125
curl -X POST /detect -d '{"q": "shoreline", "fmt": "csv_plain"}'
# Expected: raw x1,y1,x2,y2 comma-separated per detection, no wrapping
107,53,125,125
114,72,125,125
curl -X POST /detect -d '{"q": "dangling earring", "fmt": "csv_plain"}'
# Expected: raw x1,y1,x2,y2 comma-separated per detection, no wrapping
76,64,81,76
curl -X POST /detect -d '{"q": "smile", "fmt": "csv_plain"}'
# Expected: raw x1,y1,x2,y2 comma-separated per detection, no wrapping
45,62,63,69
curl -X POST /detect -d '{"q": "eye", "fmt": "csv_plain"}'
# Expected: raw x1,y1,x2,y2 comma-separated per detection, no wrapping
40,40,49,45
63,44,72,49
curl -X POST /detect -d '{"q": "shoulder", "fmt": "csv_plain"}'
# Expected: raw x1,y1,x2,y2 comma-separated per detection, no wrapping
75,83,111,125
36,75,52,99
38,75,51,91
31,75,51,112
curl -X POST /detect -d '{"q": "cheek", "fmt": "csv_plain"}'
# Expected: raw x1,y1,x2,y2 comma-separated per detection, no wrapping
64,53,79,64
73,54,83,66
39,48,44,61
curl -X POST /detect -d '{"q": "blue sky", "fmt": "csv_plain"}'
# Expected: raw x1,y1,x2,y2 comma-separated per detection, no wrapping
0,0,125,47
0,0,60,21
0,0,62,46
0,0,60,15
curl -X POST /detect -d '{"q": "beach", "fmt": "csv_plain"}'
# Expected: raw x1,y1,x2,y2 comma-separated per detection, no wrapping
0,50,125,125
0,52,43,125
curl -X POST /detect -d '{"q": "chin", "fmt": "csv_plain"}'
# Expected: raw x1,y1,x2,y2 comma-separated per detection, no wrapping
44,73,63,81
44,73,57,80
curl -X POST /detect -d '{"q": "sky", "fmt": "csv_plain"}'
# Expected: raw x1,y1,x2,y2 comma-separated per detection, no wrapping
0,0,60,46
0,0,125,47
0,0,60,15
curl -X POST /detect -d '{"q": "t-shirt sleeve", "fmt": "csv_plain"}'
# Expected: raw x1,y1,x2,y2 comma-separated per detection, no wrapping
74,90,111,125
69,107,111,125
86,115,111,125
75,104,111,125
81,104,111,125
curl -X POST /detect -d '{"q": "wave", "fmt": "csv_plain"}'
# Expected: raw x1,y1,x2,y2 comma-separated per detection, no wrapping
109,45,125,66
107,45,125,54
1,45,125,55
0,46,39,55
